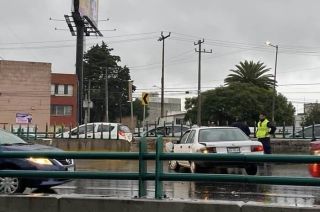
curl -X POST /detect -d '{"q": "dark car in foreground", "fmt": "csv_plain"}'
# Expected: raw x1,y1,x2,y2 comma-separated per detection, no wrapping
0,129,74,194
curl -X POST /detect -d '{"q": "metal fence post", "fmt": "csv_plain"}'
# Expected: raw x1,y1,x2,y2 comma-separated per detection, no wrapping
163,121,166,137
101,123,104,139
172,121,174,137
292,121,296,139
77,123,79,139
138,137,147,197
34,125,38,140
254,121,256,138
85,123,88,139
117,124,119,140
45,123,48,138
53,124,56,139
181,122,183,137
26,124,30,141
109,124,111,140
11,124,13,134
61,125,64,139
146,122,149,137
312,122,315,140
138,121,141,137
69,124,72,139
302,125,305,139
92,123,95,139
282,122,285,139
154,121,157,137
155,136,164,199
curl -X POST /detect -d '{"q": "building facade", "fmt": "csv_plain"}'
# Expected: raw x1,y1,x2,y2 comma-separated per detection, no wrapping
50,73,77,127
145,97,182,123
0,60,51,131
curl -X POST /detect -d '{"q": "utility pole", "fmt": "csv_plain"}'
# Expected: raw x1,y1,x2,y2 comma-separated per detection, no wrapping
158,32,171,118
194,39,212,126
88,80,91,123
105,67,109,122
74,13,84,125
128,80,134,131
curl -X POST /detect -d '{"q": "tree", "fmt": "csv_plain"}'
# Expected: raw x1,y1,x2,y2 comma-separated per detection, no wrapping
83,42,135,122
224,60,274,89
303,104,320,126
185,83,295,126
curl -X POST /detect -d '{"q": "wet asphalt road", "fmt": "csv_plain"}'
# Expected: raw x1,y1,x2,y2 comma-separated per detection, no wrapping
26,159,320,207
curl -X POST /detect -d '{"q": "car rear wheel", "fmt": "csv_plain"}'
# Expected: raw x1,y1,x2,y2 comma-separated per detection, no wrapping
0,176,25,194
168,160,180,171
245,165,258,175
190,162,200,173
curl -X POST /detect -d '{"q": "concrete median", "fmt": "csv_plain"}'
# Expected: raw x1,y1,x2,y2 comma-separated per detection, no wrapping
1,195,320,212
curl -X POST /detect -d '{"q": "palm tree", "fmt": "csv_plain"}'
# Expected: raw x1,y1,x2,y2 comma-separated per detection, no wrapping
224,60,275,89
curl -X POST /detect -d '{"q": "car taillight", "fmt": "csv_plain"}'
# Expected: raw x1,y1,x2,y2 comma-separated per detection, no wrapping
309,163,320,177
200,147,216,153
118,130,125,137
251,145,264,152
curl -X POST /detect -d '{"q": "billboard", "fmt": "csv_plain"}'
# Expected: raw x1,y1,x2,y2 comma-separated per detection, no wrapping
77,0,99,27
16,113,32,124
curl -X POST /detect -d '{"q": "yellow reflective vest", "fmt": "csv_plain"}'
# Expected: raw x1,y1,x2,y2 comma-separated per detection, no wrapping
256,119,270,138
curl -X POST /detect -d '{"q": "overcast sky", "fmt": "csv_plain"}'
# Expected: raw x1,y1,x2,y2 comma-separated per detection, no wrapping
1,0,320,114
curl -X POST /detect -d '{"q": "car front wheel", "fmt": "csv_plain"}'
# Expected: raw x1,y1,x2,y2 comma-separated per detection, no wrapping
245,165,258,175
0,176,25,194
168,160,180,171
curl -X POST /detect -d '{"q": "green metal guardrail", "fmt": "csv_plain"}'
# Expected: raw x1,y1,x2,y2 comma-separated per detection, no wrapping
1,136,320,199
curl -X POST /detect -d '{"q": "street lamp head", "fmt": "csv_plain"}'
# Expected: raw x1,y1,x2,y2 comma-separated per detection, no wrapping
265,41,272,46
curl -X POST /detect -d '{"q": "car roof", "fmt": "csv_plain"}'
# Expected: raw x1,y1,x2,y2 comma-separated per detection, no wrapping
192,126,238,130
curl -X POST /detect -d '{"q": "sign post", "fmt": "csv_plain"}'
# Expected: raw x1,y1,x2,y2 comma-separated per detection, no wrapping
141,93,149,131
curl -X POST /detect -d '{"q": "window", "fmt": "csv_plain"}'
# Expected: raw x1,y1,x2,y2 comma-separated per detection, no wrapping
72,125,94,135
51,105,72,116
51,84,73,96
180,131,190,144
97,124,115,132
55,85,58,94
198,128,249,142
186,130,196,143
64,85,68,94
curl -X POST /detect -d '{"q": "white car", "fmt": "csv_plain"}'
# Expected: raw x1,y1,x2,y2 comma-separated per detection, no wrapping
57,122,133,142
167,127,264,175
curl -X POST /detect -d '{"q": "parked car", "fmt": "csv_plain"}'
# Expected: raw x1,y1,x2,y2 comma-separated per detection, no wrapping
57,122,133,142
286,124,320,139
166,127,264,175
0,129,75,194
141,125,190,137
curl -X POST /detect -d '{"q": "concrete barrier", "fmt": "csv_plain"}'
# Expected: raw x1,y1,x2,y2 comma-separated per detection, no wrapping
33,137,311,154
0,196,319,212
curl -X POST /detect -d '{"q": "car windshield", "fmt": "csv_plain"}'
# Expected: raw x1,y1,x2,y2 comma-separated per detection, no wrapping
0,129,27,145
199,128,249,142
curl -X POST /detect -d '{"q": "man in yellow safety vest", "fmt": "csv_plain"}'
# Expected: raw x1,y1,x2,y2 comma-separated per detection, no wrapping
256,112,276,154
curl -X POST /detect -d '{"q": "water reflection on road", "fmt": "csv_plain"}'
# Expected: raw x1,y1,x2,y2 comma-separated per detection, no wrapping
25,158,319,207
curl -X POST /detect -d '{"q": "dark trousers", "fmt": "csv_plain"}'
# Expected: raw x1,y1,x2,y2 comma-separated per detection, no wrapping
258,137,271,154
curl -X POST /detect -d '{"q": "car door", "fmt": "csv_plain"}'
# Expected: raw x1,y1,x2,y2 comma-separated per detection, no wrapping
174,130,191,166
174,130,196,167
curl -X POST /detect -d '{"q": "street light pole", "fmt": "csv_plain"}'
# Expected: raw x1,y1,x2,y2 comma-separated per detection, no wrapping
158,32,171,118
266,41,278,122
